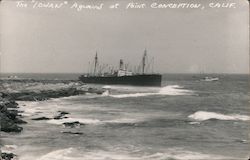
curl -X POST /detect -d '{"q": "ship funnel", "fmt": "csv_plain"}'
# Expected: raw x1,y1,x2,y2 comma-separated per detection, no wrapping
142,49,147,74
119,59,124,70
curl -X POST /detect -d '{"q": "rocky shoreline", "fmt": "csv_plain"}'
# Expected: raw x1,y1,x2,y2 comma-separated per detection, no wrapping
0,93,26,133
0,79,105,160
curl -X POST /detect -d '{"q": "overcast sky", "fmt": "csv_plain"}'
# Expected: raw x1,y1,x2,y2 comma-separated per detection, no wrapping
0,0,249,74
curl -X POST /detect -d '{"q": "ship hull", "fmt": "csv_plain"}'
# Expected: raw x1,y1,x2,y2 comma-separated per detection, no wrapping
79,74,162,86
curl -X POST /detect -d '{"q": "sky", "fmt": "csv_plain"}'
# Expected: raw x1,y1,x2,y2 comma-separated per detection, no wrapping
0,0,249,74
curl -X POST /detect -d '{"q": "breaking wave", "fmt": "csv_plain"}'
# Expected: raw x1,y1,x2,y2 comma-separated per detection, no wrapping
47,117,138,125
188,111,250,121
108,85,193,98
36,148,79,160
47,118,101,125
35,147,235,160
1,145,18,153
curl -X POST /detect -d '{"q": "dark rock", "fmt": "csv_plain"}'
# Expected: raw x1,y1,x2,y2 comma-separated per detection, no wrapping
63,121,82,128
0,114,23,132
53,115,65,119
61,131,84,135
0,100,18,109
14,118,27,124
53,116,62,120
1,152,17,160
5,110,18,120
54,111,70,119
0,95,26,133
31,117,51,120
58,111,69,115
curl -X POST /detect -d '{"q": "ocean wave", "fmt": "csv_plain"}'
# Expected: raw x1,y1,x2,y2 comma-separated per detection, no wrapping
142,149,232,160
47,118,101,125
46,117,138,125
1,145,18,153
188,111,250,121
17,101,61,117
35,147,235,160
109,92,155,98
17,101,42,117
37,148,80,160
108,85,193,98
102,85,158,91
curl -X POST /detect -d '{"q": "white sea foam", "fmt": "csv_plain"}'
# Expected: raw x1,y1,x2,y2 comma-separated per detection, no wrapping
46,117,138,125
105,118,138,123
102,85,112,89
17,101,42,117
102,85,156,91
17,101,61,117
109,85,193,98
101,90,110,96
188,111,250,121
142,148,232,160
189,121,201,125
36,148,80,160
47,118,101,125
1,145,18,153
110,92,155,98
35,148,235,160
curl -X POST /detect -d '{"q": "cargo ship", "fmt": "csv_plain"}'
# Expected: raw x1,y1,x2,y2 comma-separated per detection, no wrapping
79,49,162,86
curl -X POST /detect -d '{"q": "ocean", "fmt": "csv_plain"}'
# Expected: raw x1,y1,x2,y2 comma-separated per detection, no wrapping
1,74,249,160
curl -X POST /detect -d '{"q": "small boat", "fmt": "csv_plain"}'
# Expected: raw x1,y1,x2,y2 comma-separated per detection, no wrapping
201,76,219,82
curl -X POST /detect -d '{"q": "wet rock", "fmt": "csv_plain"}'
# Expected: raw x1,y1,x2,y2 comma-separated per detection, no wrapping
53,116,63,120
1,152,17,160
31,117,51,120
0,94,26,133
61,131,84,135
54,111,70,120
0,114,23,132
13,118,27,124
63,121,82,128
0,100,18,109
4,110,18,120
58,111,69,115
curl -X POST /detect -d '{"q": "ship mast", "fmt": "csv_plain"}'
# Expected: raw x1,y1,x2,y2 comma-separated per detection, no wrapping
94,51,98,75
142,49,147,74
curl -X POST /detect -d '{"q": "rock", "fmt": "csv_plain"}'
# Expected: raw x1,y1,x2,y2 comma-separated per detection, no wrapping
0,95,26,133
54,111,70,120
0,100,18,109
63,121,82,128
61,131,84,135
54,115,65,120
5,110,18,120
31,117,51,120
13,118,27,124
0,114,23,132
58,111,69,115
1,152,17,160
53,116,63,120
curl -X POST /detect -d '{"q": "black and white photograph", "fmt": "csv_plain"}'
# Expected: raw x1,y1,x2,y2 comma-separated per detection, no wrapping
0,0,249,159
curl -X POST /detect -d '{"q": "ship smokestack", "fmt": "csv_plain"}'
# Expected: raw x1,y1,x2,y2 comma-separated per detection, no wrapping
94,52,98,75
119,59,124,70
142,49,147,74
